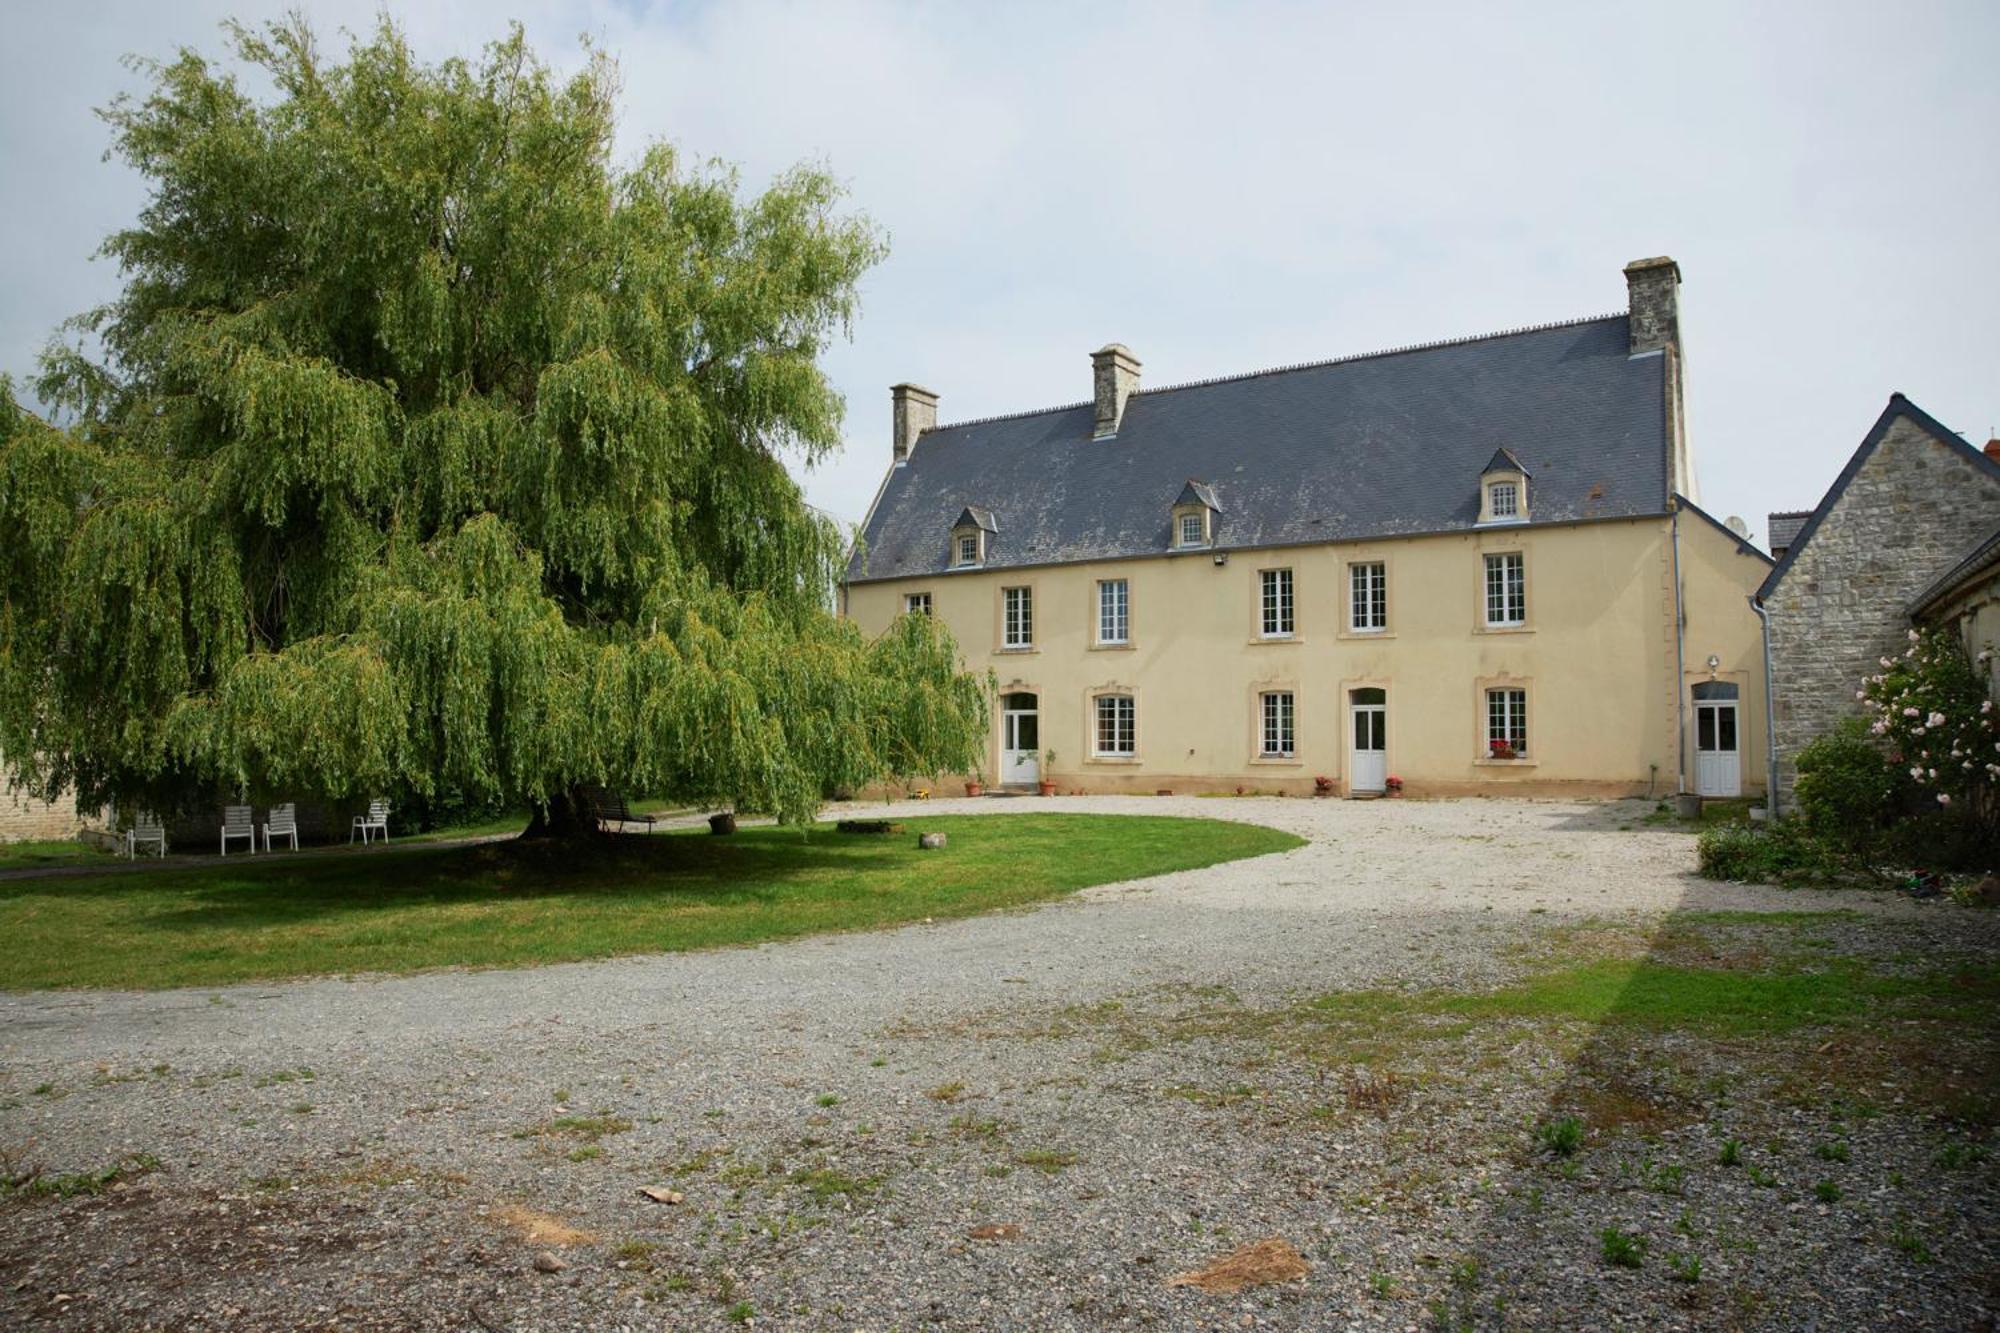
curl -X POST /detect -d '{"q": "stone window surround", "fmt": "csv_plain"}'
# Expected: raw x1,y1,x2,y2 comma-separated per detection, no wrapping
1474,673,1536,766
1085,682,1141,763
1247,677,1301,766
994,581,1037,653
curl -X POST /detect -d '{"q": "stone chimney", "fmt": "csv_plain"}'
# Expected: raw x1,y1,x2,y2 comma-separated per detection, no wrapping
1091,344,1141,439
1624,257,1681,356
890,383,937,464
1624,256,1690,500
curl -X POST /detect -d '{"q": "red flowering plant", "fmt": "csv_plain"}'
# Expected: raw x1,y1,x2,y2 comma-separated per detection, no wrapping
1859,627,1999,834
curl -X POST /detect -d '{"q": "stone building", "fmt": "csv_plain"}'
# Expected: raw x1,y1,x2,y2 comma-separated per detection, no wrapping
844,258,1774,799
1757,397,2000,803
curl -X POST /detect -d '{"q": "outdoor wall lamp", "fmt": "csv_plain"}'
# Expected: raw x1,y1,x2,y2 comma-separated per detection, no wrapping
1212,551,1228,566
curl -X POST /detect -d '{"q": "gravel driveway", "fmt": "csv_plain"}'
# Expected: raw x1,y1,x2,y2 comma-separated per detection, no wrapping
0,796,1991,1331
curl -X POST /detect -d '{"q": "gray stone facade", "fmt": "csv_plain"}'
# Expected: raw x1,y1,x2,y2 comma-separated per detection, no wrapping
1764,399,2000,799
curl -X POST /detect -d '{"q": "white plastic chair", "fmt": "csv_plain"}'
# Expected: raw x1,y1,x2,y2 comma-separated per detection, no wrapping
220,804,255,856
127,812,166,860
350,799,390,845
263,802,299,852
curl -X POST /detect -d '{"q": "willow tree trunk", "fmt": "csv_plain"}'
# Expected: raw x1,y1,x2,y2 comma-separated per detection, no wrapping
522,789,600,840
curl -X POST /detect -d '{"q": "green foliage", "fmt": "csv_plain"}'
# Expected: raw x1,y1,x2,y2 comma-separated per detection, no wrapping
1696,821,1833,884
1599,1227,1645,1268
1793,719,1901,859
1534,1115,1584,1157
0,18,987,823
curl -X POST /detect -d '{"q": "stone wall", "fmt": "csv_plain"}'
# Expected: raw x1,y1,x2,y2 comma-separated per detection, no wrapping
1766,404,2000,799
0,767,87,843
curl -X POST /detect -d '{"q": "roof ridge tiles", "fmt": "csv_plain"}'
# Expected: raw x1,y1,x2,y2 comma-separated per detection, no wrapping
923,310,1628,435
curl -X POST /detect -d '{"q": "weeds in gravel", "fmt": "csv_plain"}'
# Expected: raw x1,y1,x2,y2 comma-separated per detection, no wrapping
1814,1180,1841,1202
926,1081,966,1103
253,1067,314,1088
725,1300,755,1323
1345,1068,1404,1117
1013,1149,1077,1174
814,1093,841,1108
1600,1227,1646,1268
1887,1214,1934,1263
1814,1139,1851,1162
1534,1115,1584,1157
1745,1164,1777,1188
1640,1160,1686,1195
1718,1138,1743,1166
1367,1272,1397,1299
788,1166,881,1205
1935,1141,1990,1170
1668,1252,1703,1283
2,1151,159,1201
567,1145,603,1163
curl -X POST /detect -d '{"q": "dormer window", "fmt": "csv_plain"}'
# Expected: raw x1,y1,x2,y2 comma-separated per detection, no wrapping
1477,449,1531,526
950,505,997,568
1171,480,1220,549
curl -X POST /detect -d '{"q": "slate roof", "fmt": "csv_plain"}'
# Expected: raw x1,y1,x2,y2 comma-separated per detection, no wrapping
1765,511,1811,554
850,314,1669,583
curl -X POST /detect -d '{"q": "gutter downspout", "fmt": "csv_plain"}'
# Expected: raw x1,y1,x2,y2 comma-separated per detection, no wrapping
1750,593,1780,817
1670,501,1687,795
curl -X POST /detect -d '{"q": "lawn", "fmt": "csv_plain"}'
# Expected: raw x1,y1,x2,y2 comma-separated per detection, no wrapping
0,814,1302,991
0,839,107,871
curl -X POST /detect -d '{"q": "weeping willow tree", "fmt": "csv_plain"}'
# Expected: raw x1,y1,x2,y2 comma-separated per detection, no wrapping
0,18,987,834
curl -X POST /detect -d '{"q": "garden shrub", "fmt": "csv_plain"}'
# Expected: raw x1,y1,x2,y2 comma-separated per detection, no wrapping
1696,821,1833,884
1793,719,1901,860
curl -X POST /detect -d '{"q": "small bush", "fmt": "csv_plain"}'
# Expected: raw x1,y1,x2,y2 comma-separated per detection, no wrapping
1600,1227,1646,1268
1696,822,1831,884
1794,720,1900,858
1717,1138,1743,1167
1535,1115,1584,1157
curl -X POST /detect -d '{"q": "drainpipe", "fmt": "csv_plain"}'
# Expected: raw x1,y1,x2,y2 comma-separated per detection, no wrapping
1750,594,1780,817
1670,502,1687,796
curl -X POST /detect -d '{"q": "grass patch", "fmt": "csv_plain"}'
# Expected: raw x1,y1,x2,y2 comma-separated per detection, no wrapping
3,1152,160,1201
0,814,1301,990
0,839,107,871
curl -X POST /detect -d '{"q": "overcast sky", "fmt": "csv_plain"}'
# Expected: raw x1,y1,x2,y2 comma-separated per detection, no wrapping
4,1,1996,545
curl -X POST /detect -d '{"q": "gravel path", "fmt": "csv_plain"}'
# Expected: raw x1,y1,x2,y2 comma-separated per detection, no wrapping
0,796,1990,1331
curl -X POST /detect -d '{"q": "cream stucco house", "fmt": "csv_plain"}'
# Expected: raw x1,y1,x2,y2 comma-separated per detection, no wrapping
843,258,1773,799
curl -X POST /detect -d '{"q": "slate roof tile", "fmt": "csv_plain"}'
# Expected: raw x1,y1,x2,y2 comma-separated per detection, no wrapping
850,313,1666,583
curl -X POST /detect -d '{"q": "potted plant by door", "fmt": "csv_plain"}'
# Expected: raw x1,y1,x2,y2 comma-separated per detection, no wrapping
1038,750,1058,797
964,769,985,798
1384,775,1404,796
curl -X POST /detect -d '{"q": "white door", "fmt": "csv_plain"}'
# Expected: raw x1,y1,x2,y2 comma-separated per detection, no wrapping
1695,701,1740,797
1350,700,1387,793
1001,695,1040,786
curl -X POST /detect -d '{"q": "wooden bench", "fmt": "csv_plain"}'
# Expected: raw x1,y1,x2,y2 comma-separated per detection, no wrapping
585,788,657,834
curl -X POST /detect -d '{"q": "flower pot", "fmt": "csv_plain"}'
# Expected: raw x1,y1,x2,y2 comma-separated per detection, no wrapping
1037,781,1057,796
964,782,983,797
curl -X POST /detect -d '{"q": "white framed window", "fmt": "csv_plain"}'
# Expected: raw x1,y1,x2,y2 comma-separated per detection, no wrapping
904,592,933,617
956,533,981,566
1094,694,1136,756
1002,586,1033,648
1259,568,1295,638
1097,578,1129,645
1259,691,1295,758
1483,553,1526,627
1350,562,1386,632
1485,688,1528,758
1179,512,1206,547
1488,482,1519,519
